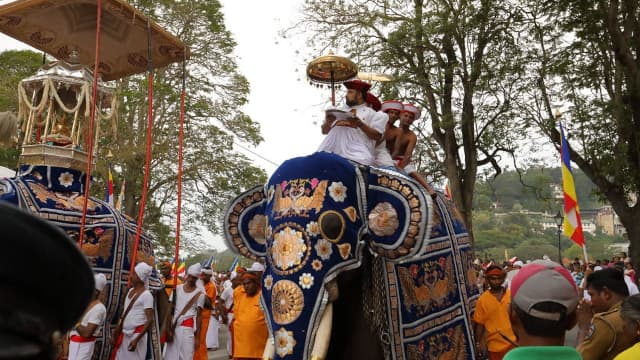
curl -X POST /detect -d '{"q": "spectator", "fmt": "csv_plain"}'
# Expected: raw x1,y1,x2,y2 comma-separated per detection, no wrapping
613,262,639,296
473,265,516,360
571,263,584,287
504,260,581,359
505,260,523,289
624,262,636,284
577,268,634,360
614,294,640,359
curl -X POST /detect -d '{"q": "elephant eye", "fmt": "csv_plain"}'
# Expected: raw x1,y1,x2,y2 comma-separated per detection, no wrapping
319,210,345,243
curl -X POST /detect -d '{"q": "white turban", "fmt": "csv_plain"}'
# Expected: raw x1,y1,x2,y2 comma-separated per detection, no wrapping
201,268,213,275
248,262,265,272
135,262,153,286
187,263,201,277
230,271,237,280
94,273,107,291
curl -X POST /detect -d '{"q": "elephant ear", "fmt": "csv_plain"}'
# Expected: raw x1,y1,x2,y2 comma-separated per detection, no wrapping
365,168,432,261
223,185,268,260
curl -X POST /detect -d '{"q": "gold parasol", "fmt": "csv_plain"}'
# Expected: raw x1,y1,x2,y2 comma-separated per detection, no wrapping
306,50,358,105
0,0,189,81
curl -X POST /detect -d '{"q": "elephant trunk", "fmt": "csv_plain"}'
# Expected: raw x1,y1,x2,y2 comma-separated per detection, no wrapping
310,301,334,360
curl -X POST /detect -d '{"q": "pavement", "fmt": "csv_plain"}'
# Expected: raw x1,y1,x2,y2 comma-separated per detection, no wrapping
208,328,230,360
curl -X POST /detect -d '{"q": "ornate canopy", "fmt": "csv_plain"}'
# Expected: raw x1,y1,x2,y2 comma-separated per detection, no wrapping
0,0,189,81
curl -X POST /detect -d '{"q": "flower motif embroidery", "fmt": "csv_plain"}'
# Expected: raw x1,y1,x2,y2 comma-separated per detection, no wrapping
248,214,267,244
368,202,400,236
271,227,307,270
298,273,314,289
328,181,347,202
306,221,320,237
314,239,333,261
264,275,274,291
58,172,74,187
274,327,296,357
312,259,323,271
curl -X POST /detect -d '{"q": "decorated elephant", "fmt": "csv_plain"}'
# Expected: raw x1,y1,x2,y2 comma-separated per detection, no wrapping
0,164,167,359
224,151,480,360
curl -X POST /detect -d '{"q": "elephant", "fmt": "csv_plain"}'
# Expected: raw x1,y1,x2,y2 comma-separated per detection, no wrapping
224,151,480,360
0,164,167,360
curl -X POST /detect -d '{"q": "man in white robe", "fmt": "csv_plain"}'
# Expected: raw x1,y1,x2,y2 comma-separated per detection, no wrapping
163,264,205,360
318,80,387,166
68,273,108,360
113,262,154,360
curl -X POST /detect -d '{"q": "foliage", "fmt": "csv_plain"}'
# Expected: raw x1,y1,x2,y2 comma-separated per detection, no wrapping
518,0,640,270
0,50,43,113
295,0,532,242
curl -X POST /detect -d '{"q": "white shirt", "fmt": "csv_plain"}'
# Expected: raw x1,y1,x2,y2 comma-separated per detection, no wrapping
220,286,234,310
173,284,205,324
71,302,107,337
318,104,386,165
122,289,153,332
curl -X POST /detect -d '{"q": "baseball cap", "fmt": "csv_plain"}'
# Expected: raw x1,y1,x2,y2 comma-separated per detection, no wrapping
510,260,578,321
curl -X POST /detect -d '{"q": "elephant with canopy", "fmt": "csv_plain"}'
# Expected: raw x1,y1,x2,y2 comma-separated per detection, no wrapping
224,151,480,360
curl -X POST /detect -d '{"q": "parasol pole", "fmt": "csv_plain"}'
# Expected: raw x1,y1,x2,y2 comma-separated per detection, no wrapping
330,67,335,106
128,18,155,286
78,0,103,246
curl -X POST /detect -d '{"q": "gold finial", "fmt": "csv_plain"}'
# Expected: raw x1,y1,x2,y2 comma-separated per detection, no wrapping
554,108,562,119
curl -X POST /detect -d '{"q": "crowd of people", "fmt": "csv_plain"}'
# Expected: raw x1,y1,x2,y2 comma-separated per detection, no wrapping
471,254,640,360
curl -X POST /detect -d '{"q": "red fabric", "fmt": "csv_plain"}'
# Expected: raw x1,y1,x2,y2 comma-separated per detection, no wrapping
109,325,145,360
70,335,96,343
343,79,371,92
366,93,381,111
181,317,194,327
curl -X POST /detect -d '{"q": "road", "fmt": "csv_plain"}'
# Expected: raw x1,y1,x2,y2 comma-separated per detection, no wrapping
208,327,230,360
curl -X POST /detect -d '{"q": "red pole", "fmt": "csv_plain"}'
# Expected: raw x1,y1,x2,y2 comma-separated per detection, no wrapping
78,0,102,246
128,19,154,286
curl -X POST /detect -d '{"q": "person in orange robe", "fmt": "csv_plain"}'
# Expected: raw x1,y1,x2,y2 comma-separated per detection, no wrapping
160,261,183,298
193,267,217,360
233,266,268,360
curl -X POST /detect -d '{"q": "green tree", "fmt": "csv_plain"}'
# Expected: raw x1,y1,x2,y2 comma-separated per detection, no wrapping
297,0,529,246
522,0,640,270
0,50,43,168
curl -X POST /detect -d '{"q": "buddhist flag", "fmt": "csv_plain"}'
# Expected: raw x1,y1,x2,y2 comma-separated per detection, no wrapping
171,257,186,277
203,255,215,269
228,256,239,272
115,180,126,212
560,124,585,247
105,164,114,206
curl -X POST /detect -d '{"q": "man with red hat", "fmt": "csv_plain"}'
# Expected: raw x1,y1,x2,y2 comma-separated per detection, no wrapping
389,103,433,192
373,99,403,168
318,79,387,166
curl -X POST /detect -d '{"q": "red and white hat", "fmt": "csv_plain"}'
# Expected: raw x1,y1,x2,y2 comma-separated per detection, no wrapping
402,103,421,119
511,260,579,321
366,93,382,111
381,100,403,113
343,79,371,92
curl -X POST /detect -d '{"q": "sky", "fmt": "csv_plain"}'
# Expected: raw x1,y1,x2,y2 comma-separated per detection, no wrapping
0,0,331,250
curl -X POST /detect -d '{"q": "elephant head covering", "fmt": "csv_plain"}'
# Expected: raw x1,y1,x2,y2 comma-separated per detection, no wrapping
135,262,153,288
187,263,201,277
94,273,107,292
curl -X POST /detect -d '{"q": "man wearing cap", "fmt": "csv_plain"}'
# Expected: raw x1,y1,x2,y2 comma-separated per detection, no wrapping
373,99,403,168
164,264,205,360
161,261,183,298
193,266,217,359
318,79,387,166
232,263,268,360
0,202,95,360
577,268,634,360
389,103,433,191
68,273,108,360
112,262,154,360
473,265,517,360
504,260,581,359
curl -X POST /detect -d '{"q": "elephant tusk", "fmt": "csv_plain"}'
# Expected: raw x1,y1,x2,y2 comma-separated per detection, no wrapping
262,336,275,360
310,302,333,360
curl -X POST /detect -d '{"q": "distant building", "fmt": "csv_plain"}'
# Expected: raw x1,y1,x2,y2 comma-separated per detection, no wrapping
595,206,626,236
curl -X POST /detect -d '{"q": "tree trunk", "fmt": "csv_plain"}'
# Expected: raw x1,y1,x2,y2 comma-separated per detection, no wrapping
613,203,640,275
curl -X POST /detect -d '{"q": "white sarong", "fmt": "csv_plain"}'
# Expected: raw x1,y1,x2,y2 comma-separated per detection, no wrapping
114,332,147,360
206,315,219,349
68,340,96,360
163,324,195,360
